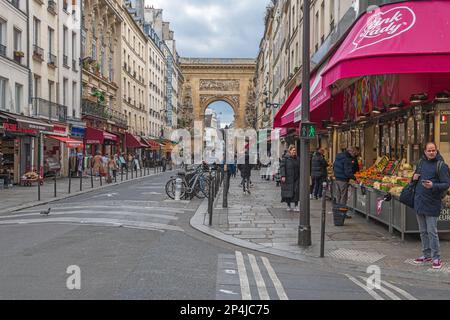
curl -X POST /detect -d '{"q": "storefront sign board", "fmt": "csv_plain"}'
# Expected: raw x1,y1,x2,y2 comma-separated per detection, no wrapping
440,111,450,142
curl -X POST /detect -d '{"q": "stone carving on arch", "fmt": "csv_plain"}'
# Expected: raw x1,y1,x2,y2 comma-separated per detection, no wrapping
199,79,240,92
200,94,240,114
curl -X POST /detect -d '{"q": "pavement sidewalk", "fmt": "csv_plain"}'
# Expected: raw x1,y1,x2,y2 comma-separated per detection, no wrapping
191,171,450,283
0,167,169,215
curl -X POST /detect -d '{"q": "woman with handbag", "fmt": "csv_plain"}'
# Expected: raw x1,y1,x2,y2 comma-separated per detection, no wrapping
411,142,450,270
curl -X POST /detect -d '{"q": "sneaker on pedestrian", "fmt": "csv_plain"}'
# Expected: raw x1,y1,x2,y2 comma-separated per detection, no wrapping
432,259,443,269
413,256,433,264
286,206,292,212
294,206,300,212
310,194,314,199
314,196,319,200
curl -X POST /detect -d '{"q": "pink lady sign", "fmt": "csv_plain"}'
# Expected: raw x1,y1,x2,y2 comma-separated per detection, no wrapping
352,6,416,52
321,0,450,88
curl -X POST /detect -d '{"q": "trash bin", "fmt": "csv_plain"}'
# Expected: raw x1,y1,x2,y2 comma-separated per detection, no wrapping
333,204,349,226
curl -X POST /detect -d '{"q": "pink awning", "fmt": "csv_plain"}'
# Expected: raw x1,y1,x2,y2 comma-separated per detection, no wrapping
322,0,450,88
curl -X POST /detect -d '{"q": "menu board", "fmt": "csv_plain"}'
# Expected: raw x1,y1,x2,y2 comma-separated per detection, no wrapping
407,117,415,144
440,111,450,142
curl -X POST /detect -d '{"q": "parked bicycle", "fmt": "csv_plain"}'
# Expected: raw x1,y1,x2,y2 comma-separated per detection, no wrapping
165,165,211,200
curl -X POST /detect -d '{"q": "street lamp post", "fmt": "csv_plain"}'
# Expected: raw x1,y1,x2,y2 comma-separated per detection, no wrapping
298,0,312,247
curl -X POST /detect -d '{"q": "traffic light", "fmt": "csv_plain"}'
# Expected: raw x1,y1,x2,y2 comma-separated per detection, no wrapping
301,122,316,139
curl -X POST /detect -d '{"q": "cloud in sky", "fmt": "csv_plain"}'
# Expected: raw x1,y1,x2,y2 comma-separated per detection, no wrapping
145,0,270,58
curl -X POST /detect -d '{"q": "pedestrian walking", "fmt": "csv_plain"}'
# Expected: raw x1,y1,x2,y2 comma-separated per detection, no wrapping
238,155,252,194
411,142,449,270
311,148,328,200
127,153,134,171
332,147,358,207
280,145,300,212
107,155,117,183
93,151,103,180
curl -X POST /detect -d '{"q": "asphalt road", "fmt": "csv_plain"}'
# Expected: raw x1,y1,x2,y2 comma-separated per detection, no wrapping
0,172,449,300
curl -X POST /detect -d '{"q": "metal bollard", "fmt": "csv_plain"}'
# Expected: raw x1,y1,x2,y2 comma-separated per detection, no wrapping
121,166,123,182
80,170,83,192
223,171,229,208
91,167,94,188
54,173,57,197
126,168,129,180
175,177,182,201
131,166,134,179
68,168,72,194
99,172,103,186
320,181,328,258
208,171,213,226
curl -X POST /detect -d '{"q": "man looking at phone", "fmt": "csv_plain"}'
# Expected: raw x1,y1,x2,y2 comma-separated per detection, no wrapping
412,142,450,269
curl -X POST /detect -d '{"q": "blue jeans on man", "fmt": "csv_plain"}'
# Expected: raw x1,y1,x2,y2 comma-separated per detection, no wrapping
311,176,324,198
416,214,440,260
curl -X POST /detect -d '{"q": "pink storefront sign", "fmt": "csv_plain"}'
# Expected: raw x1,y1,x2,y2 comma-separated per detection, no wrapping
322,0,450,87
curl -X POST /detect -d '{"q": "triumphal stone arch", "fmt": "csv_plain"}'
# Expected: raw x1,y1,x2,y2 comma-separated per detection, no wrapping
179,58,257,129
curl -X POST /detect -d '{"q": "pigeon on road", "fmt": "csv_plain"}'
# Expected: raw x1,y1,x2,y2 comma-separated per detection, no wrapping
40,208,51,215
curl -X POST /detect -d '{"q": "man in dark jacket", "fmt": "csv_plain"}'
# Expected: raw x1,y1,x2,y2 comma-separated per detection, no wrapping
333,147,357,206
238,155,252,194
280,145,300,211
412,142,449,270
311,148,328,200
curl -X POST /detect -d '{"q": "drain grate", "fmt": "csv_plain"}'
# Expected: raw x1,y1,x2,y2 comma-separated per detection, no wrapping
328,248,385,264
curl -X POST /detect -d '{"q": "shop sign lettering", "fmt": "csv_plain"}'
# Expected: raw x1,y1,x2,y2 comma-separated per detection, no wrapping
352,6,416,52
3,123,37,135
439,208,450,222
52,125,67,134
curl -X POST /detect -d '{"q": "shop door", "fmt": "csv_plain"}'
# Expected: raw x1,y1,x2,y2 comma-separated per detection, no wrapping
21,138,32,175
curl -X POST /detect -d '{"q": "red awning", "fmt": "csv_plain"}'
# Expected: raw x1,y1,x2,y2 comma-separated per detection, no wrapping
85,127,118,145
125,133,147,148
145,138,161,151
48,136,84,149
274,61,332,128
322,0,450,88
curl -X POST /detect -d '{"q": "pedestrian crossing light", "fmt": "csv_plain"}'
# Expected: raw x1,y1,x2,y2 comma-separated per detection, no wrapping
301,122,316,139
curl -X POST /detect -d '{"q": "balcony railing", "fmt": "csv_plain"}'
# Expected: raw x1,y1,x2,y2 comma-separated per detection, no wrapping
47,0,57,14
82,99,127,128
32,98,68,122
0,44,6,57
63,55,69,67
33,45,44,61
48,52,57,66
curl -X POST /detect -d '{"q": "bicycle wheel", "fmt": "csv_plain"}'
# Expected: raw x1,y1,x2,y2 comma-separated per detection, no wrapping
165,178,186,199
198,174,211,198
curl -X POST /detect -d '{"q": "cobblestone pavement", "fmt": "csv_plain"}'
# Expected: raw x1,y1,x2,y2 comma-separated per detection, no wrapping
191,171,450,282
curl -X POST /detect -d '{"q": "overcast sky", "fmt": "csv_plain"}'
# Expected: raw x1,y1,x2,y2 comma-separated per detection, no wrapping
145,0,269,58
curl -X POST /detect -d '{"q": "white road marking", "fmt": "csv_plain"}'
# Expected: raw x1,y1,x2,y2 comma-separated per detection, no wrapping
357,276,400,300
0,217,183,232
248,254,270,300
219,289,238,295
12,205,187,214
380,280,418,300
261,256,289,300
225,270,236,275
344,274,384,300
141,192,163,195
235,251,252,300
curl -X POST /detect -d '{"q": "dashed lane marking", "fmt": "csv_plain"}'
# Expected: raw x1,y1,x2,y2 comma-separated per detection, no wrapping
344,274,384,300
248,254,270,300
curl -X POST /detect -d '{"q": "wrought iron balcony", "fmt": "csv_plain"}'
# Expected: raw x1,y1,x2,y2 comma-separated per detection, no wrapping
82,99,128,128
82,99,108,120
32,98,68,122
47,0,57,14
0,44,6,57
